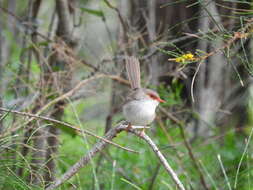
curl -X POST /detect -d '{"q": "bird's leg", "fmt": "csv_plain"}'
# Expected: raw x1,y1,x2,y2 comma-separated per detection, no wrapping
125,123,132,132
140,127,146,137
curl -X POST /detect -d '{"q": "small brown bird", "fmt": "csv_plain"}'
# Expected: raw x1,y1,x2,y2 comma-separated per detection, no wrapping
123,56,165,128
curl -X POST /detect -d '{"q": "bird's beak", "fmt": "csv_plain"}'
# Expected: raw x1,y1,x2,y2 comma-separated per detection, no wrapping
157,97,166,103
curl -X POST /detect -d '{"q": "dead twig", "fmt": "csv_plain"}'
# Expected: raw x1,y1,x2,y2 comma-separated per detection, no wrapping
36,74,128,116
45,123,126,190
130,129,186,190
0,6,51,41
46,123,185,190
159,107,209,190
0,107,138,154
103,0,128,35
9,74,128,133
191,61,203,102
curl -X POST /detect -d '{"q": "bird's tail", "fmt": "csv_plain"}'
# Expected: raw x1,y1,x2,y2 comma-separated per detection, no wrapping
125,56,141,89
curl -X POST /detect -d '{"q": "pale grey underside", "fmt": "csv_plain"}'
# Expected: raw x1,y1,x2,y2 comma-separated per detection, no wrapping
123,99,158,126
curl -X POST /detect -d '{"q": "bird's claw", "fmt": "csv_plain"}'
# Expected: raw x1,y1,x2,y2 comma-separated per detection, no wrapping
139,128,146,137
125,123,132,132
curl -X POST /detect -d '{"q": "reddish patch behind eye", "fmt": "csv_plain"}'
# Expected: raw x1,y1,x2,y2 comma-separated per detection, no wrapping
148,93,156,99
148,93,166,103
148,93,155,98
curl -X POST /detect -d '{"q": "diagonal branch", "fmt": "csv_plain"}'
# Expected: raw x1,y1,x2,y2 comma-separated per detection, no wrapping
159,107,209,190
45,123,126,190
46,123,185,190
130,130,186,190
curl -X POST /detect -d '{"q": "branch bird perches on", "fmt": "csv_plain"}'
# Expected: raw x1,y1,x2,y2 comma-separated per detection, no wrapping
45,122,185,190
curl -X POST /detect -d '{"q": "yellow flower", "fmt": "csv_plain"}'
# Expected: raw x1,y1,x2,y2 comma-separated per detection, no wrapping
182,53,194,60
174,53,195,63
175,57,185,63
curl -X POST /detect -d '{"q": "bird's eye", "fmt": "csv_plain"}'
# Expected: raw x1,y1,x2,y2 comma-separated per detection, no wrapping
148,93,156,99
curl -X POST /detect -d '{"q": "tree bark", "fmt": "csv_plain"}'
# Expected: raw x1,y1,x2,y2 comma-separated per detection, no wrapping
44,0,77,184
0,0,3,133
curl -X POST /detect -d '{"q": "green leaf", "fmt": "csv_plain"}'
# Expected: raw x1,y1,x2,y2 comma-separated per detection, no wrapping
80,7,105,18
45,121,77,137
0,109,11,122
0,105,17,122
120,178,143,190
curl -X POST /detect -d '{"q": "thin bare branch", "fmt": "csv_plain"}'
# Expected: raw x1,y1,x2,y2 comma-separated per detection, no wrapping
46,123,185,190
34,74,128,116
0,107,138,154
0,5,51,41
103,0,128,36
160,107,209,190
45,123,126,190
130,130,186,190
8,74,128,132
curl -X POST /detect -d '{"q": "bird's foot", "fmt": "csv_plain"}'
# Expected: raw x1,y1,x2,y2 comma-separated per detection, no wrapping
125,123,132,132
139,128,146,137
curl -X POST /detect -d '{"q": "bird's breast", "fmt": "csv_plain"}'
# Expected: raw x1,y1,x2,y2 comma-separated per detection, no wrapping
123,99,158,126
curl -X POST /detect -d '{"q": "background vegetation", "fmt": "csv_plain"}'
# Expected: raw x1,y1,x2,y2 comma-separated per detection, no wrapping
0,0,253,189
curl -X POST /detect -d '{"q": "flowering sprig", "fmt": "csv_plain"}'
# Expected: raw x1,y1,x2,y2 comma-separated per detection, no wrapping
168,26,253,64
172,53,196,63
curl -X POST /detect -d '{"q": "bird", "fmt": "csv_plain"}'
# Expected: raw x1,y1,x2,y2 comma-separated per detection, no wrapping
123,56,165,131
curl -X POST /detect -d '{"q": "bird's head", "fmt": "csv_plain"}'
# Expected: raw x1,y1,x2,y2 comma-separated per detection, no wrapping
144,89,165,103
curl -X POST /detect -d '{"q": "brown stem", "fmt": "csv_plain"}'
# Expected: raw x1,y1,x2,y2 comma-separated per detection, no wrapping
148,163,161,190
159,107,209,190
44,101,64,183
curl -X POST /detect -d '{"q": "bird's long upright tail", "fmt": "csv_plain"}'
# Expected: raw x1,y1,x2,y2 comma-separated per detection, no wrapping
125,56,141,89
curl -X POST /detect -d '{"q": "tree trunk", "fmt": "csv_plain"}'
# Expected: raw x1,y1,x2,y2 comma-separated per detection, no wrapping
0,0,3,133
44,0,77,184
